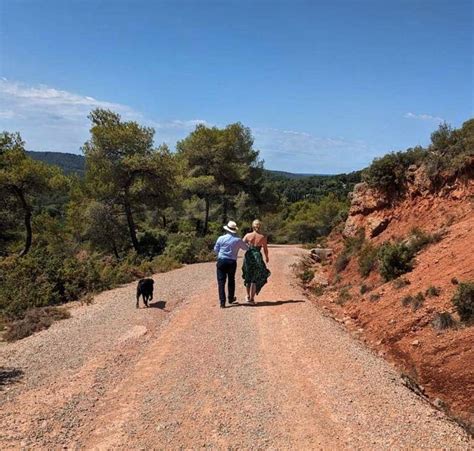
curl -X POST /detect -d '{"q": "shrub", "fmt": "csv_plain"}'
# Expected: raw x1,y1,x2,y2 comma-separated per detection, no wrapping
336,287,351,305
137,230,167,258
152,255,182,273
402,292,425,311
360,284,371,294
299,269,315,284
310,285,325,297
369,293,381,302
164,233,215,264
452,282,474,322
343,228,366,255
426,286,441,297
378,242,415,281
358,243,378,277
335,253,350,273
392,278,410,289
4,307,70,341
402,295,413,307
363,147,427,195
431,312,455,331
408,227,444,253
412,292,425,311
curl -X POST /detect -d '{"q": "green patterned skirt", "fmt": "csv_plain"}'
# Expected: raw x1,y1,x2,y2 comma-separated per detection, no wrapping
242,246,271,295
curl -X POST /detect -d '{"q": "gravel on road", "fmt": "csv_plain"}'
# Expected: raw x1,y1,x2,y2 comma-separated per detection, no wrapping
0,245,471,449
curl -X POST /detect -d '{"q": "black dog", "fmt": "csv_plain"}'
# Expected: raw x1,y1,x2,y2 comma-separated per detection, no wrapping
136,278,154,308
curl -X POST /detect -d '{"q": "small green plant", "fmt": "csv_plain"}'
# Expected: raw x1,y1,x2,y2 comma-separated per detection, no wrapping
369,293,381,302
358,243,378,277
360,284,371,294
452,282,474,322
408,227,444,253
425,285,441,297
412,292,425,311
431,312,456,331
335,253,350,273
402,292,425,311
336,287,351,305
310,284,325,297
343,228,366,255
393,278,410,289
402,295,413,307
378,241,415,281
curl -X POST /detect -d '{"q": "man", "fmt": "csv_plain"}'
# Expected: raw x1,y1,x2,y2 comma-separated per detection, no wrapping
214,220,249,308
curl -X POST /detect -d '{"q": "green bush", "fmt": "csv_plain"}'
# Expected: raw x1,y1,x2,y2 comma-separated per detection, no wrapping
378,242,415,281
299,269,315,284
426,285,441,297
452,282,474,322
408,227,444,253
369,293,381,302
137,230,167,257
392,278,410,289
431,312,456,331
310,284,325,296
335,253,350,273
401,292,425,311
164,233,215,264
363,147,427,194
360,284,371,294
358,243,378,277
336,287,351,305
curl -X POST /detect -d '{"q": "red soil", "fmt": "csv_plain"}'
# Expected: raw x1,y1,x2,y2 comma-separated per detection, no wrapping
314,181,474,429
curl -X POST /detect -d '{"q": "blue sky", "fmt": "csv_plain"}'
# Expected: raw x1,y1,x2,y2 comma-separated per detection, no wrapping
0,0,472,173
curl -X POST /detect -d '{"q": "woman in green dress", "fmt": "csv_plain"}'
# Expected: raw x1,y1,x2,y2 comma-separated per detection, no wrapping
242,219,271,304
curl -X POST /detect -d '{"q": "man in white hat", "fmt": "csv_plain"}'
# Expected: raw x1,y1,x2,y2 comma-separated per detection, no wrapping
213,220,249,308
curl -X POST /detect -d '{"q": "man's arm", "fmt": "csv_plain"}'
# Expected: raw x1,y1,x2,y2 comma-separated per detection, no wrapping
214,237,221,254
239,239,249,251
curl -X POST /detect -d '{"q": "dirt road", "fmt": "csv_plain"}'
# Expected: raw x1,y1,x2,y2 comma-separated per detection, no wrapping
0,245,470,448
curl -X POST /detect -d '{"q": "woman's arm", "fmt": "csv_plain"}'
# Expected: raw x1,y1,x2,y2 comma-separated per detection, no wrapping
263,236,269,263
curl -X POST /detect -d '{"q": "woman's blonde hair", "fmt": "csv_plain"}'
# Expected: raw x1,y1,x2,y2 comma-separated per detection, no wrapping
252,219,262,232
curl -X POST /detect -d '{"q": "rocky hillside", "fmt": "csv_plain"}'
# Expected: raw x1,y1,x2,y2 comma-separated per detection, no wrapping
304,125,474,431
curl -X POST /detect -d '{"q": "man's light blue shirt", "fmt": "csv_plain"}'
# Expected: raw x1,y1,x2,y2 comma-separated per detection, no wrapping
214,233,248,260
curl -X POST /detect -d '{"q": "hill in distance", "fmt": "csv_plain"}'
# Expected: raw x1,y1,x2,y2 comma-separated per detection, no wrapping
27,151,328,179
27,151,86,176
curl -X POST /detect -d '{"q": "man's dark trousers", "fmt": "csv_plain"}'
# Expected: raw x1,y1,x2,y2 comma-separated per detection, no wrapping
216,258,237,307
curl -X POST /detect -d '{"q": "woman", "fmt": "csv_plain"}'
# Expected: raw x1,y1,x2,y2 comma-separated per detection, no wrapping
242,219,271,304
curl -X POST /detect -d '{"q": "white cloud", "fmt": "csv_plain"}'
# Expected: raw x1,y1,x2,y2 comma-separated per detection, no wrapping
404,112,444,122
0,79,208,153
0,78,374,172
253,127,373,173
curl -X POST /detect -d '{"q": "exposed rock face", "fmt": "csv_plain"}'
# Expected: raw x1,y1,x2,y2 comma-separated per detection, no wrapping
348,183,390,216
367,217,390,237
343,183,390,238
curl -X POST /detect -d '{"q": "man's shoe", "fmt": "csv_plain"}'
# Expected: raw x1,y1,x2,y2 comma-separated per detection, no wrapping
220,303,226,308
228,297,237,304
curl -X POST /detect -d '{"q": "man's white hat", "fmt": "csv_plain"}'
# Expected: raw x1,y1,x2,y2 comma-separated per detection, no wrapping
223,220,238,233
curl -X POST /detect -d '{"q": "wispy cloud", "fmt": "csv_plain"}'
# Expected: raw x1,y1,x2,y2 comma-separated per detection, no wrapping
253,127,374,173
404,112,444,122
0,78,375,172
0,79,208,153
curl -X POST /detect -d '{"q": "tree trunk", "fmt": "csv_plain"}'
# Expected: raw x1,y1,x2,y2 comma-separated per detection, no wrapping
14,188,32,257
111,240,120,260
222,196,228,224
203,197,210,235
162,215,167,229
123,192,140,253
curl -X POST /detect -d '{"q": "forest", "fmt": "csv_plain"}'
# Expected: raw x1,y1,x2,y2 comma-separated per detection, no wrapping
0,109,356,334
